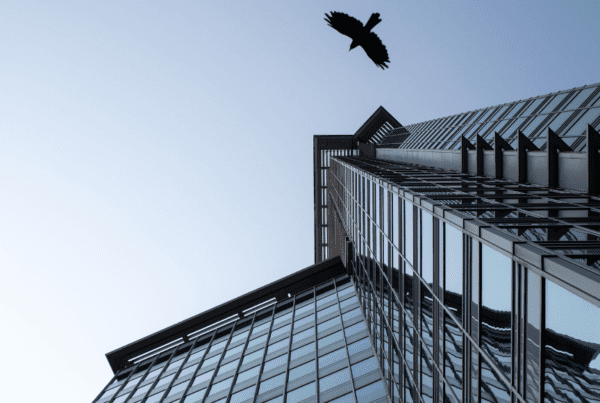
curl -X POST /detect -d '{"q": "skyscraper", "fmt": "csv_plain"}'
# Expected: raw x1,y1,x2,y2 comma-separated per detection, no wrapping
94,82,600,403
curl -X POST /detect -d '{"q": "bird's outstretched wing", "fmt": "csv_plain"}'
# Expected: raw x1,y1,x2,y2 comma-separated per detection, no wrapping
362,32,390,69
324,11,363,38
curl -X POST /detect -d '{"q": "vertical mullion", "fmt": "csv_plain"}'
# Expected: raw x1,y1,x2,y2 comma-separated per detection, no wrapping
313,287,320,402
335,278,359,402
201,328,235,403
433,218,440,403
178,332,217,402
225,314,258,403
107,362,142,403
160,340,204,403
281,295,297,403
250,304,277,403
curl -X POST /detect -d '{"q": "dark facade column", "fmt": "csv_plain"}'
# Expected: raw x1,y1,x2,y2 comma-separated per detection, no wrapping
494,132,513,179
517,131,538,184
461,136,475,174
546,128,571,188
586,124,600,195
476,135,492,177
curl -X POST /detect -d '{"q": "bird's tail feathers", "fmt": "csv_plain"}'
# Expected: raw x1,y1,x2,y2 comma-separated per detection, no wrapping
364,13,381,31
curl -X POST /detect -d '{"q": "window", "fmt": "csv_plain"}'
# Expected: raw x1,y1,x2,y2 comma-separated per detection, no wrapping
288,360,315,382
318,331,343,350
481,244,511,379
242,348,265,365
182,388,206,403
291,342,315,361
166,357,184,372
344,321,366,338
319,368,350,391
224,343,244,358
317,304,339,319
230,386,256,403
144,390,165,403
318,316,341,333
341,308,360,323
293,315,314,328
247,334,268,349
177,364,198,379
229,330,249,345
263,354,288,373
259,373,285,394
270,324,291,339
130,383,151,399
347,337,371,356
286,382,316,403
351,357,379,378
208,377,233,396
154,373,175,388
292,327,314,343
355,381,388,402
267,338,289,354
200,354,220,368
252,320,271,336
192,369,214,386
235,365,261,385
166,380,189,397
319,347,347,369
208,338,228,354
217,358,240,376
187,348,206,363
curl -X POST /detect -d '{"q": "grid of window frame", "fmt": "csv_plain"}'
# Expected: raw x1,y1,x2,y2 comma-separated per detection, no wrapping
93,276,389,403
327,155,600,403
382,83,600,151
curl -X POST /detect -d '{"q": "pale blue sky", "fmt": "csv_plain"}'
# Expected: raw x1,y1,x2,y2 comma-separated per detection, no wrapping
1,1,599,401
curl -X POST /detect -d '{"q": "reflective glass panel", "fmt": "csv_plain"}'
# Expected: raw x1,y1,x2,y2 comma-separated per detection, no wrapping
287,382,316,403
481,245,511,379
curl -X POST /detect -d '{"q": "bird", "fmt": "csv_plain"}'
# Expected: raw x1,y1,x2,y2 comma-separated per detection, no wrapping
324,11,390,69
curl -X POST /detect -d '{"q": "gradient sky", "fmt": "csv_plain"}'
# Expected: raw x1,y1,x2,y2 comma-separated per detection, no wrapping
1,1,599,401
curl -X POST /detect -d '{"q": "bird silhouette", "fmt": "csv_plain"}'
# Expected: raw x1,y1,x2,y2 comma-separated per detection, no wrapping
324,11,390,69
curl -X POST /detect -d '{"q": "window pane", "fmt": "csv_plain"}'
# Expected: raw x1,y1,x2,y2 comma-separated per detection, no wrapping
247,334,268,349
356,381,388,402
235,365,261,385
217,358,240,375
544,278,600,401
351,356,379,378
267,338,289,354
242,348,265,365
318,316,342,333
318,331,343,349
344,322,366,338
320,368,350,391
294,315,314,328
319,347,347,369
481,244,512,379
182,388,206,403
177,364,198,379
166,380,189,397
192,370,214,386
230,385,255,403
201,354,220,368
291,342,315,361
422,211,433,285
208,377,233,396
445,224,463,323
259,373,285,394
225,344,245,358
263,354,288,373
293,327,314,343
347,337,371,356
287,382,316,403
270,324,291,339
288,360,315,382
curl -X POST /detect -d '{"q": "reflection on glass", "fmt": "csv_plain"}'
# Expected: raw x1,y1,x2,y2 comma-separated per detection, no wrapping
481,245,511,379
480,357,510,403
526,270,541,403
445,224,463,324
422,211,433,285
405,201,414,265
544,279,600,403
444,313,462,401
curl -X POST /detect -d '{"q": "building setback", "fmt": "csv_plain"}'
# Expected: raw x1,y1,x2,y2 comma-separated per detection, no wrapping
95,82,600,403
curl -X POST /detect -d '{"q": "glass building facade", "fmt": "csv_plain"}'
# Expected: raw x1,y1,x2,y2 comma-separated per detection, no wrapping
95,83,600,403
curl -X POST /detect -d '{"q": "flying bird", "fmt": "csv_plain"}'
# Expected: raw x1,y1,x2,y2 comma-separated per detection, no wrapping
324,11,390,69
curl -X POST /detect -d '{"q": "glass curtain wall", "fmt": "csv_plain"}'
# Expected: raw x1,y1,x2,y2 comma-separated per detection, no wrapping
328,157,600,403
93,276,388,403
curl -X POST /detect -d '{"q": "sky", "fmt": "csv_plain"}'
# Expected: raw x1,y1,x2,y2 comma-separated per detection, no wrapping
1,1,599,401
